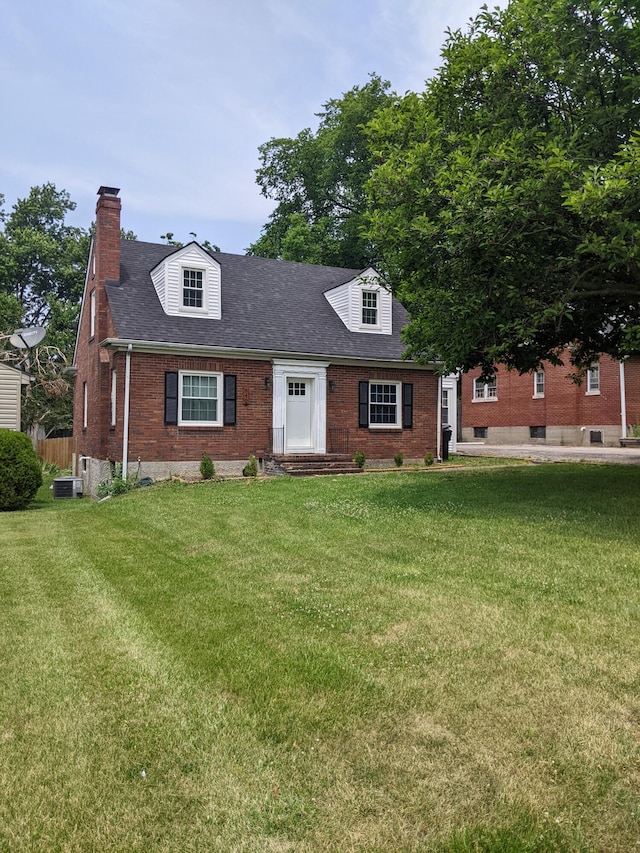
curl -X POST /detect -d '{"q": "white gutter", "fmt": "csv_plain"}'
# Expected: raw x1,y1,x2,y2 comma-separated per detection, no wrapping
620,359,627,439
122,343,132,481
436,375,442,461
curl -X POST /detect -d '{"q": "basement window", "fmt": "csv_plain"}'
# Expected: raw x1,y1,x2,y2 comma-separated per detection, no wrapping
473,427,488,439
529,425,546,439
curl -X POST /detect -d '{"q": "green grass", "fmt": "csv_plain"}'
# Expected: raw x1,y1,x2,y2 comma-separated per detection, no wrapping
1,465,639,852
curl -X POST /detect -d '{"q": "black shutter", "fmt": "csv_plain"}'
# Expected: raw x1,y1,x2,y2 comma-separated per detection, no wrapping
223,374,236,426
359,381,369,428
165,371,178,425
402,383,413,429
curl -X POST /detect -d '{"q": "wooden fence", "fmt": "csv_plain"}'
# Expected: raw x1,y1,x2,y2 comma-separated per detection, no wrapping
37,437,73,470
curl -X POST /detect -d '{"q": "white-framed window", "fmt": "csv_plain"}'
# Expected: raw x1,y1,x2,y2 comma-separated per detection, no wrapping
473,377,497,401
83,381,88,429
586,365,600,394
90,290,96,338
369,381,401,427
533,370,545,398
178,371,221,426
182,268,205,310
110,370,117,427
361,290,379,326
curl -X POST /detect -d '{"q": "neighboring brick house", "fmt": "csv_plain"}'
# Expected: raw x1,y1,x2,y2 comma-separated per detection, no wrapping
73,187,440,492
461,353,640,447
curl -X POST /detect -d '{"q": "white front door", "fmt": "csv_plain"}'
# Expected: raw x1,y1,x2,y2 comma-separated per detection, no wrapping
286,378,313,452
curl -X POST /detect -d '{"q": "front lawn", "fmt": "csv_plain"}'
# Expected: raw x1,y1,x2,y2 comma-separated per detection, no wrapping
1,465,638,852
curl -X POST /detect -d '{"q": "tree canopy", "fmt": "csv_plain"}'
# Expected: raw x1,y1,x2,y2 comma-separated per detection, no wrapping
366,0,640,374
0,184,90,435
249,74,394,268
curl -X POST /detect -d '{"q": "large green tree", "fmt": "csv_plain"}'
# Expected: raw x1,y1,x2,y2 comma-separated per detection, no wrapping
0,184,90,435
366,0,640,375
249,74,394,268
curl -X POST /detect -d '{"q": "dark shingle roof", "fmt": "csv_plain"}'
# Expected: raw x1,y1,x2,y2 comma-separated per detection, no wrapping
105,240,410,361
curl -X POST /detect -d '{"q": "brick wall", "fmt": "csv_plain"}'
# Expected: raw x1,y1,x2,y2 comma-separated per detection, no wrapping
103,355,437,464
461,353,637,444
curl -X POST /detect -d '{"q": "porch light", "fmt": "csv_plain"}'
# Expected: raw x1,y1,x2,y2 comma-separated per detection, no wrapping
328,380,336,392
264,377,271,390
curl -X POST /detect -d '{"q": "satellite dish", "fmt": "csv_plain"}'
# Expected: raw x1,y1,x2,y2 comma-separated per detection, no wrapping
9,327,46,349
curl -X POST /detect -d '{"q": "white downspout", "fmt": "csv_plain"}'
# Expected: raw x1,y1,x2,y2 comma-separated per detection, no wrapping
436,375,442,461
619,360,627,440
122,344,132,480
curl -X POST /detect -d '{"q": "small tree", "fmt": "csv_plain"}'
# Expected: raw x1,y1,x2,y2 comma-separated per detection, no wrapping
200,453,215,480
0,429,42,510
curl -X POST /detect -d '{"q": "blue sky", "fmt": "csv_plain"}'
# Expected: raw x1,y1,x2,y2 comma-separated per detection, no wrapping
1,0,485,254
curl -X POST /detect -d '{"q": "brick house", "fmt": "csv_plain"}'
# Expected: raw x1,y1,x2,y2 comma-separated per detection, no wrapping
73,187,441,492
461,353,640,447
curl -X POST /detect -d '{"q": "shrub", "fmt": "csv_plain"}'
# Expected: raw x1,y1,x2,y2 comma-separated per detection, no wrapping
243,454,258,477
424,453,434,466
200,453,215,480
353,450,366,469
394,452,404,467
0,429,43,511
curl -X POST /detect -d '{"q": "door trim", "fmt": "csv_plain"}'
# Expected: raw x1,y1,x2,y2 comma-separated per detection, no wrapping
272,360,328,454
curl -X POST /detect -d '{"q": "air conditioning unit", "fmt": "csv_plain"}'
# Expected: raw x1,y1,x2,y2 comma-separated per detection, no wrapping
53,477,84,499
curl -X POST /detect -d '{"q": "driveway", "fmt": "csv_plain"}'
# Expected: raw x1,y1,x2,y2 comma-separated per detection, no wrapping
455,442,640,465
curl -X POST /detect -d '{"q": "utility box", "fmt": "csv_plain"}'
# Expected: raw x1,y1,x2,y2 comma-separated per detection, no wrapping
52,477,84,499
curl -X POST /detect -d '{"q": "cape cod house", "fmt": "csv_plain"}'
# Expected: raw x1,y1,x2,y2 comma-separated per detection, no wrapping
73,187,441,492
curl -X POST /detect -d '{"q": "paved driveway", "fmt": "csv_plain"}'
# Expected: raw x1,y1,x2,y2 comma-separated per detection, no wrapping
455,442,640,465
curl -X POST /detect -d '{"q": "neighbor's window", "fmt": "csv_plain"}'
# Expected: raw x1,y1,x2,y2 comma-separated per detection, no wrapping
530,425,546,439
534,370,545,397
473,377,497,400
361,290,378,325
182,268,204,309
473,426,488,439
369,382,400,426
179,371,221,425
586,365,600,394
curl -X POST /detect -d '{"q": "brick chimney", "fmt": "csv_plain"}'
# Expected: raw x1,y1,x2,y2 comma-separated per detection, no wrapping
94,186,121,283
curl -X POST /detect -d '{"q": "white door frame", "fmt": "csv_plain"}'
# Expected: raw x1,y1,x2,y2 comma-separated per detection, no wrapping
272,359,328,454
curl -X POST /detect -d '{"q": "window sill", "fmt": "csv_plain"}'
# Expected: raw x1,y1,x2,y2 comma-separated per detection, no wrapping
367,425,402,431
532,394,545,400
585,390,601,396
472,397,498,403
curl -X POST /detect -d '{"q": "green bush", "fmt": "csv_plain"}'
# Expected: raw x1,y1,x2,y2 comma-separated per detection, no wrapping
200,453,215,480
0,429,43,511
394,452,404,467
424,453,434,466
243,454,258,477
353,450,366,469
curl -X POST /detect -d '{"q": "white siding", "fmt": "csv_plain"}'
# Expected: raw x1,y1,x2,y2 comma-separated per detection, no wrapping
0,364,23,430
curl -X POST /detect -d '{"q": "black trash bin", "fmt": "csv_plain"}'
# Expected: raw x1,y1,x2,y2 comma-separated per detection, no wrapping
442,424,452,460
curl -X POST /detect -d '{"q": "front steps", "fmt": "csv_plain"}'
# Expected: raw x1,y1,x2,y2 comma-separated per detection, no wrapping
268,453,363,477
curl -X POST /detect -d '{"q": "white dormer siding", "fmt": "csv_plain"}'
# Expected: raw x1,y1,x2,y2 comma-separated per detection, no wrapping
324,268,392,335
151,243,221,319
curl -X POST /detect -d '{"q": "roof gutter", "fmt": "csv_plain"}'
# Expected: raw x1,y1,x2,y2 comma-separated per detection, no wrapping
99,337,440,371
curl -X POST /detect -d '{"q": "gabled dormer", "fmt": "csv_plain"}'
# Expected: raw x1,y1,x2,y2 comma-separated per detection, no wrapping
324,268,392,335
150,242,221,319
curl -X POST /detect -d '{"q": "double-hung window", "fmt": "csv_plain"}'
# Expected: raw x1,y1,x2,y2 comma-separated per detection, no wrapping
533,370,545,397
586,365,600,394
361,291,378,326
179,371,221,426
182,268,204,309
473,377,497,401
369,382,400,426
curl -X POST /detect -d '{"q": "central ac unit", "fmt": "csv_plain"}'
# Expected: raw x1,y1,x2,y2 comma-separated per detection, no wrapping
52,477,84,499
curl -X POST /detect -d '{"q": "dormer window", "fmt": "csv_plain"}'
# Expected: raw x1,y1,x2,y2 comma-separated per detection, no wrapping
183,269,204,309
151,243,221,319
361,291,378,326
324,268,392,335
